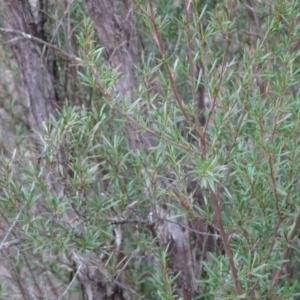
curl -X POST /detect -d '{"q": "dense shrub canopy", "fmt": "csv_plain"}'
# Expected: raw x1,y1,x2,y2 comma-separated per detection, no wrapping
1,0,300,299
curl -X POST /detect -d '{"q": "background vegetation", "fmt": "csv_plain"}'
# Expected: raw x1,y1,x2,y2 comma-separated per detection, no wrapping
0,0,300,299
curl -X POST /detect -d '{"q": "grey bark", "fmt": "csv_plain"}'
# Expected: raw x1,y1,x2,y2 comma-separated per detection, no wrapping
0,0,66,202
82,0,150,151
0,0,57,129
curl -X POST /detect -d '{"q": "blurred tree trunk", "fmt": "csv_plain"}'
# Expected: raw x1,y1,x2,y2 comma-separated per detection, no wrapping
0,0,57,130
0,0,64,199
83,0,149,150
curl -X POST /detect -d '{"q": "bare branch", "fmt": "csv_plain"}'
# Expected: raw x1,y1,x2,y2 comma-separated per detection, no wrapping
57,262,82,300
0,239,20,251
269,213,300,294
0,27,81,62
0,205,24,250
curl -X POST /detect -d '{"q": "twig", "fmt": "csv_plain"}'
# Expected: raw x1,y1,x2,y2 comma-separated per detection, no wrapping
108,217,155,227
0,239,20,251
147,0,203,141
268,213,300,294
0,204,24,250
57,262,82,300
0,27,81,62
210,189,242,295
182,0,207,156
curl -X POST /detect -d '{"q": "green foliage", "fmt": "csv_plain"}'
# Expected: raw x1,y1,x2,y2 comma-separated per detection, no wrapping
1,0,300,299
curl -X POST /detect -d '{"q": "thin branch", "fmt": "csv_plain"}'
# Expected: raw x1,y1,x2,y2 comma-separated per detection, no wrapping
108,216,218,237
57,262,82,300
0,239,20,251
210,189,242,295
0,204,24,250
0,27,81,62
108,217,155,227
203,1,235,136
146,0,203,141
269,213,300,294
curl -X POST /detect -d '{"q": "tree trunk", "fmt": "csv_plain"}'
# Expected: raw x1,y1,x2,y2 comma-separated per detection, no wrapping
0,0,64,201
0,0,57,129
